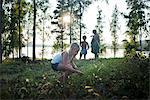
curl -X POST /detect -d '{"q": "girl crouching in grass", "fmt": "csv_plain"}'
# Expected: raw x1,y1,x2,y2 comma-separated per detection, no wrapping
51,43,83,82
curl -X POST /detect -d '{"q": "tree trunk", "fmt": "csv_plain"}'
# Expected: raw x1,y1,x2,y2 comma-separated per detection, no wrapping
18,0,21,58
33,0,36,61
69,7,72,44
42,16,45,60
69,1,72,44
139,29,142,52
79,2,82,44
10,4,14,59
0,0,3,63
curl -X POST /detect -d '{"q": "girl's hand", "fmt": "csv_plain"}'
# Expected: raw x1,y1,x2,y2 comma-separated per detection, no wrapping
73,66,78,69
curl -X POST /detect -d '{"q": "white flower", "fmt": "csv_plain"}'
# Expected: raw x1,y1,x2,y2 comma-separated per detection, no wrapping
26,78,29,82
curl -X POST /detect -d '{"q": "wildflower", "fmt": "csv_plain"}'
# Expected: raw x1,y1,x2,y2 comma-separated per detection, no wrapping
26,78,29,82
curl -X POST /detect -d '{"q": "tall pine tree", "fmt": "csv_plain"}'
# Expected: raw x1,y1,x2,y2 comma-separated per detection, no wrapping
95,7,106,55
110,5,119,57
123,0,149,55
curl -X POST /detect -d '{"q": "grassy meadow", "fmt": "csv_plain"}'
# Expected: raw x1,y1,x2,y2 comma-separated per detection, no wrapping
0,57,149,99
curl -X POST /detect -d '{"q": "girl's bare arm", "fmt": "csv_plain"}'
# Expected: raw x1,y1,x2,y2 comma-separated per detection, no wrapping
70,59,78,69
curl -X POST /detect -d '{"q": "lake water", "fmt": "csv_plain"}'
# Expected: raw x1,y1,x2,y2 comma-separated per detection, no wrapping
21,46,125,59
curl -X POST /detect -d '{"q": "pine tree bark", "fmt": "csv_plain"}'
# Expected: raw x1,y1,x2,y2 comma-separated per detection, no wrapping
0,0,3,63
33,0,36,61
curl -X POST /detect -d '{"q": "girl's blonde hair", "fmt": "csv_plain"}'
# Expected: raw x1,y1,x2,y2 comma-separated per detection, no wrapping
70,43,80,50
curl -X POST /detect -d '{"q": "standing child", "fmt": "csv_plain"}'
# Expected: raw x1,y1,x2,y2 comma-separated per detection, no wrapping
91,30,100,59
80,35,89,59
51,43,83,82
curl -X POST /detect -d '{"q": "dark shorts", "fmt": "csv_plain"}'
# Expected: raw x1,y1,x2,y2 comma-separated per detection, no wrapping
80,49,87,55
51,63,59,71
